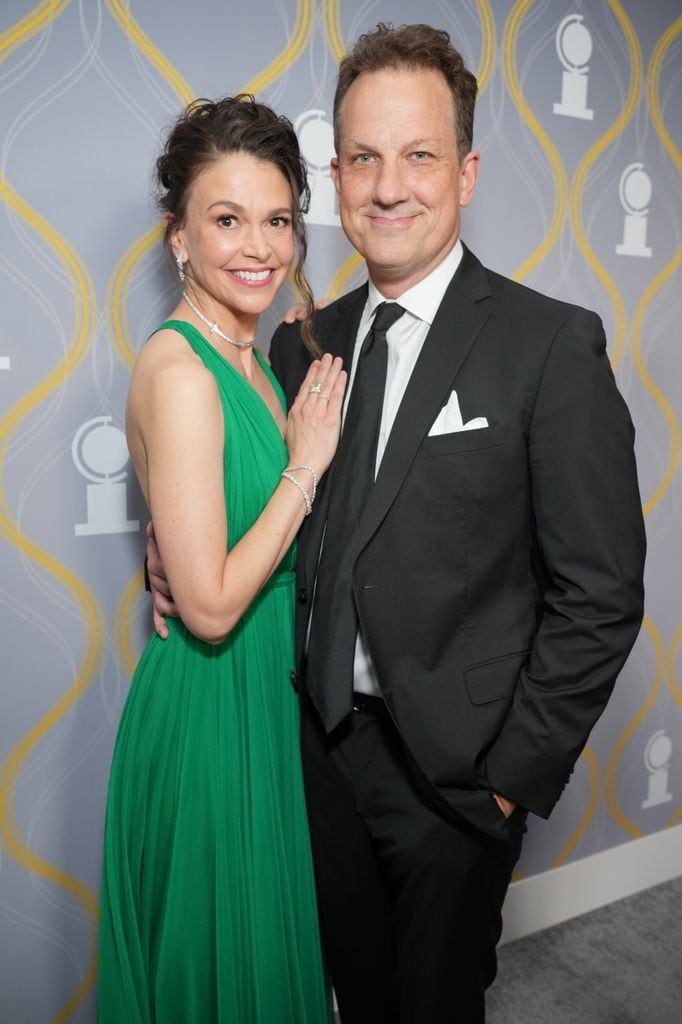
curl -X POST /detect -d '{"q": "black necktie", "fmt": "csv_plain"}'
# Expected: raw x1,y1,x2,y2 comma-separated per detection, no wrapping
305,302,405,731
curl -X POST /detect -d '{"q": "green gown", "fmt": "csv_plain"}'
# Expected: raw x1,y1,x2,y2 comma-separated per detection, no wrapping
98,321,330,1023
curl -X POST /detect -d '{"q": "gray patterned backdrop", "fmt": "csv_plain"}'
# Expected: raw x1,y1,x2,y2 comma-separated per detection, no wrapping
0,1,680,1020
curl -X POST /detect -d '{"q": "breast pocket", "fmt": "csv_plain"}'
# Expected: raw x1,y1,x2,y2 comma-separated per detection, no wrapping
420,422,509,458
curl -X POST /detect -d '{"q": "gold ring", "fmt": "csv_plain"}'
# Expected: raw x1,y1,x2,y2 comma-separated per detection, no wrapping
318,393,331,401
309,382,322,394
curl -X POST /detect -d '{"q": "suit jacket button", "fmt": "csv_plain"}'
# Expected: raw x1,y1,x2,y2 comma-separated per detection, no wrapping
297,588,308,604
289,670,299,693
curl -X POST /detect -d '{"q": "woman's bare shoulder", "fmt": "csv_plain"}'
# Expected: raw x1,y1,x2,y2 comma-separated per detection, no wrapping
127,327,221,434
132,327,210,389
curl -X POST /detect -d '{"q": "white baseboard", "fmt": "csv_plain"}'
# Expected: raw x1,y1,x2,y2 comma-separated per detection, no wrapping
500,824,682,945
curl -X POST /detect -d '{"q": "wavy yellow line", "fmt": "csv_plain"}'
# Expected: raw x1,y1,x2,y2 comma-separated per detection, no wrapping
106,221,164,370
243,0,314,95
0,182,103,1021
604,617,665,839
113,568,145,678
668,623,682,708
0,181,93,443
104,0,193,106
631,249,682,517
628,17,682,518
551,746,600,867
502,0,568,281
326,251,364,299
322,0,344,64
474,0,497,94
0,0,70,62
105,0,195,374
324,0,497,90
0,601,103,1024
569,1,642,371
648,15,682,176
107,0,315,370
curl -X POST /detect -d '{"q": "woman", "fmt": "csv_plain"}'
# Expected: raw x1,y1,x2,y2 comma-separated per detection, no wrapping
98,96,345,1022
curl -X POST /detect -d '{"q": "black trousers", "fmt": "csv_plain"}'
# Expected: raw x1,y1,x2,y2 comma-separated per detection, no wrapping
300,692,525,1024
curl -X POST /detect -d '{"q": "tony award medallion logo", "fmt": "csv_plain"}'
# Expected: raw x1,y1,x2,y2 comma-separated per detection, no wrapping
616,163,653,258
553,14,594,121
641,730,673,810
295,110,340,228
73,416,139,536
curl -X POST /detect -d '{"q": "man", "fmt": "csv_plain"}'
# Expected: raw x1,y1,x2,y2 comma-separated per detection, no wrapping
151,23,645,1024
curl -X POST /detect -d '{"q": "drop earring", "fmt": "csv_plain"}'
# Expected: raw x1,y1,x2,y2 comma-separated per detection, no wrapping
175,253,185,282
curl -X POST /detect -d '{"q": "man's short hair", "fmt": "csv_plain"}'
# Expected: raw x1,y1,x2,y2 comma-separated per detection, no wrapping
333,23,478,160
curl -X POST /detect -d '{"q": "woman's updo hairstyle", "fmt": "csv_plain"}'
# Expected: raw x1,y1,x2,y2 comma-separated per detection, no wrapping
157,95,318,355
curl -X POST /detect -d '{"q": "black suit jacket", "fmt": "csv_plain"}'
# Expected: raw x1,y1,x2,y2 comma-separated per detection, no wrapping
270,244,646,838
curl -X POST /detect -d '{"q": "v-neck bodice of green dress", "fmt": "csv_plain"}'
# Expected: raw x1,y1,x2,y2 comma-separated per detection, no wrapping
98,321,330,1023
168,318,295,572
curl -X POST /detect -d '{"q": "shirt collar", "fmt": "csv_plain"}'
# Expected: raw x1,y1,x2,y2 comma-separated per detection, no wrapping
366,239,463,326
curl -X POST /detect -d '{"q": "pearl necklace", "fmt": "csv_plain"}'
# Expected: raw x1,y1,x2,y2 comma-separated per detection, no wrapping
183,292,254,349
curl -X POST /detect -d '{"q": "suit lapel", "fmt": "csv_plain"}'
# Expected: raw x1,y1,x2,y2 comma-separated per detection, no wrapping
301,284,368,590
355,246,493,557
319,283,368,362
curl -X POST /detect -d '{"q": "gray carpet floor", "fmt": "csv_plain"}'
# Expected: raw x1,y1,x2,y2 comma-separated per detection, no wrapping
487,876,682,1023
334,877,681,1022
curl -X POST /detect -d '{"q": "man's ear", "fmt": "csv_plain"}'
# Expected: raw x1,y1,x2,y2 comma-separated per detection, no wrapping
459,151,480,208
330,157,341,197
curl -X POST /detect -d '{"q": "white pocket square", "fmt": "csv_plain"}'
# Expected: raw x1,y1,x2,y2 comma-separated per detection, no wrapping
428,390,489,436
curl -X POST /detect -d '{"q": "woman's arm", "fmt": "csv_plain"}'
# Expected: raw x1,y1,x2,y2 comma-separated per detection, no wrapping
128,342,345,643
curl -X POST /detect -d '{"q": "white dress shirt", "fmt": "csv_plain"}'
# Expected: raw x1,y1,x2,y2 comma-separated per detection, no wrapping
350,240,464,696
